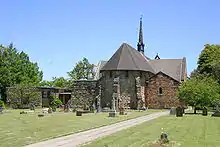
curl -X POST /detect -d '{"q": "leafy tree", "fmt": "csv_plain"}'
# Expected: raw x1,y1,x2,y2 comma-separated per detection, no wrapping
52,77,69,88
67,57,95,80
178,76,220,113
6,84,41,109
39,77,71,88
212,60,220,83
190,69,201,78
197,44,220,76
39,80,53,87
0,43,43,102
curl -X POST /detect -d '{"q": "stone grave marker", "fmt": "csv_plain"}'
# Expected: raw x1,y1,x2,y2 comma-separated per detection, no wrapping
212,103,220,117
109,96,117,117
202,107,208,116
170,107,176,115
176,106,183,117
0,106,3,114
30,104,35,111
48,107,52,113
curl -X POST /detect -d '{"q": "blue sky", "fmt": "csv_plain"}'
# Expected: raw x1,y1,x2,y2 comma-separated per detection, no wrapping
1,0,220,80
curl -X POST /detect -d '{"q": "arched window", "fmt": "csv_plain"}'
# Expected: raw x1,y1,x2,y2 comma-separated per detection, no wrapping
159,87,163,95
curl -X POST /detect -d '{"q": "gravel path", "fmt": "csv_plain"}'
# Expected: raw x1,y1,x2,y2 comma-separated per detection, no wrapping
25,111,169,147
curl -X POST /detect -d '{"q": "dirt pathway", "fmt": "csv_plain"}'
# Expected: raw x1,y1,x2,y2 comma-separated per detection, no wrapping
25,111,169,147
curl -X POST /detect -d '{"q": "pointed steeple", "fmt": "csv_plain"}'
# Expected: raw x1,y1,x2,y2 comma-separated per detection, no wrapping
137,15,145,54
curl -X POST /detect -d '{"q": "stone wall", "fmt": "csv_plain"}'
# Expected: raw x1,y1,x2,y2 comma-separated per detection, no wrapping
145,72,180,109
100,70,152,109
71,80,98,109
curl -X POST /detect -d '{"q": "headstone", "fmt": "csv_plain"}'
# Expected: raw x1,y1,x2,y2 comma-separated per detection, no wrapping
76,111,82,116
176,106,183,117
202,107,208,116
109,96,117,117
182,107,185,114
102,107,110,112
170,107,176,115
42,108,49,114
48,107,52,113
20,111,27,114
160,133,169,144
0,106,3,114
119,107,125,115
52,107,56,112
38,114,44,117
29,104,35,111
64,104,70,112
212,111,220,117
139,107,147,111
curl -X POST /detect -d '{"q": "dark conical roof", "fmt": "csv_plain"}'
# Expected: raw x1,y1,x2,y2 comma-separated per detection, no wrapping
100,43,155,73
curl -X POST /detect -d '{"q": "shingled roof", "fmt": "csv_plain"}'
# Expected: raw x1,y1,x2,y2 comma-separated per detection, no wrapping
100,43,155,73
149,59,186,82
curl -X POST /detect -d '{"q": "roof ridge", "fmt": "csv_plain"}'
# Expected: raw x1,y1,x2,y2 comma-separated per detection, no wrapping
126,44,139,69
116,44,124,69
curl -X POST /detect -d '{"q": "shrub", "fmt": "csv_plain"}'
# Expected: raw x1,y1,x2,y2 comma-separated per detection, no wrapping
0,100,5,108
52,99,62,107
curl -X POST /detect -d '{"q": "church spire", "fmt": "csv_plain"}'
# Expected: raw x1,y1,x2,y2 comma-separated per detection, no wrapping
137,15,145,54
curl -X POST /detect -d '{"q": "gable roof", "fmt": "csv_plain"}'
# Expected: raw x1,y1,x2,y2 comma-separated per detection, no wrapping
100,43,155,73
148,59,185,82
149,71,180,83
94,60,107,80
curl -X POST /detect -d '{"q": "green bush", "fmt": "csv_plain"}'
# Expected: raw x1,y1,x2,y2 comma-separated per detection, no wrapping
0,100,5,108
51,99,62,107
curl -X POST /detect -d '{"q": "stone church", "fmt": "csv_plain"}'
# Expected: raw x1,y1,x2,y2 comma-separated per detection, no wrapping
92,17,187,110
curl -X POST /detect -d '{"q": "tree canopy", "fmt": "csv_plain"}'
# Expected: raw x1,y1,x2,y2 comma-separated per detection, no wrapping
67,57,95,80
178,76,220,108
0,43,43,101
197,44,220,79
39,77,70,88
180,44,220,109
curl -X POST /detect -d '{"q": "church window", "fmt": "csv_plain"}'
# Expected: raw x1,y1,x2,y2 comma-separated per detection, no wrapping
158,87,163,95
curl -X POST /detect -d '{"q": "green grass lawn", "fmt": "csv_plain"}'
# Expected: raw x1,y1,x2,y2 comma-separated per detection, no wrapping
84,114,220,147
0,109,162,147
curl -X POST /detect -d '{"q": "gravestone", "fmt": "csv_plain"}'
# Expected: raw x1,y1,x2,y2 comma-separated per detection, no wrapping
212,111,220,117
0,106,3,114
64,104,70,112
48,107,52,113
76,111,82,116
160,133,169,144
119,107,125,115
170,107,176,115
109,96,117,117
182,107,185,114
212,103,220,117
176,106,183,117
20,111,28,114
38,114,44,117
202,107,208,116
29,104,35,111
